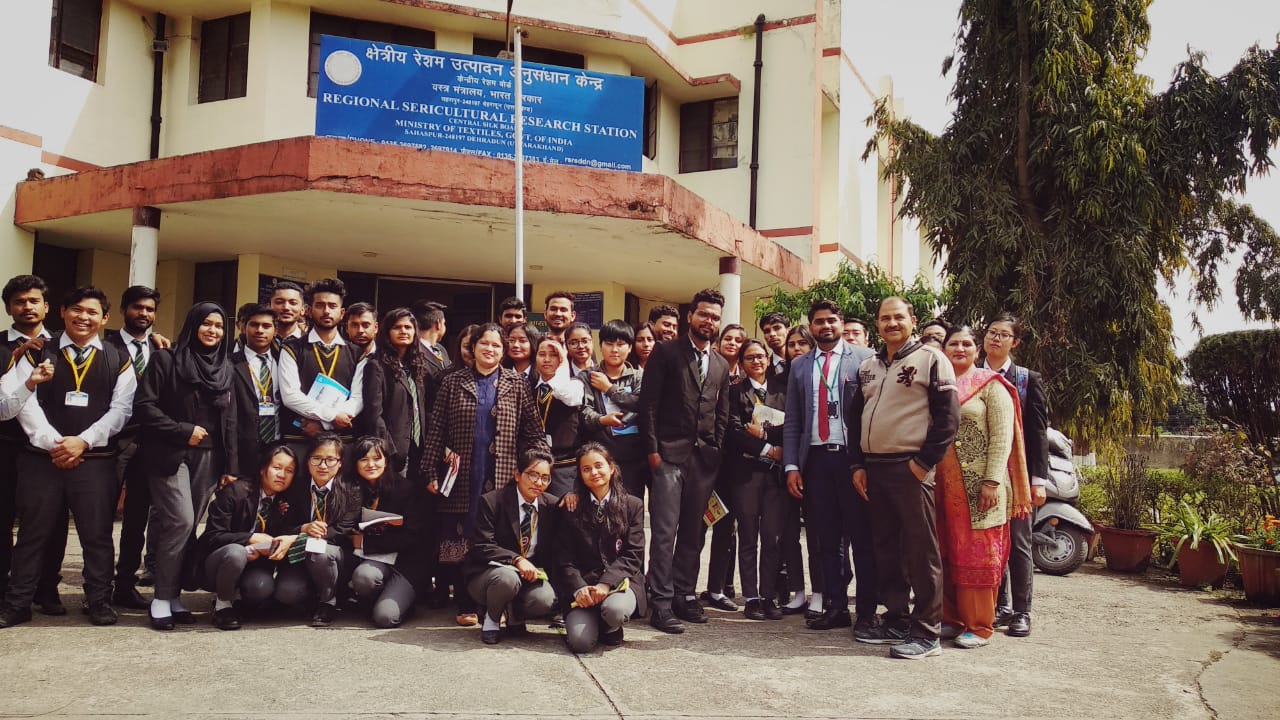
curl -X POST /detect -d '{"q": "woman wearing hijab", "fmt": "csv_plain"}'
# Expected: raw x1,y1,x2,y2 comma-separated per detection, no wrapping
133,302,238,630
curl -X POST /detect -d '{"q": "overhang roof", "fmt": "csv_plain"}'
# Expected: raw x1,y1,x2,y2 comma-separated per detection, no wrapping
15,136,811,300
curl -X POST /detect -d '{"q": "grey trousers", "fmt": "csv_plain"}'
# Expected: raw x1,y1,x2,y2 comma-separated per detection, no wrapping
274,541,346,605
564,587,637,653
5,454,115,608
646,452,719,609
868,460,942,640
466,564,556,625
351,558,416,628
203,544,292,605
997,513,1034,613
149,451,218,600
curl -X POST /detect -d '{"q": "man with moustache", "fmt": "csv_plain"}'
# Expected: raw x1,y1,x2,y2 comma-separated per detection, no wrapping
758,312,789,379
345,302,378,357
497,297,527,329
270,281,306,343
648,305,680,343
543,292,576,344
639,289,731,633
230,305,282,478
847,296,959,659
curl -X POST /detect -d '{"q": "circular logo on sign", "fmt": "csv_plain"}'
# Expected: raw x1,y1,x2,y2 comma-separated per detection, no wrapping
324,50,362,86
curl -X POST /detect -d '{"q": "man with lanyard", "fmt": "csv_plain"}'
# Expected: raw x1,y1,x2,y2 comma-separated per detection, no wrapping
278,278,366,473
0,286,137,628
108,285,169,606
981,314,1049,638
231,305,282,478
270,281,306,344
0,275,62,614
782,300,876,633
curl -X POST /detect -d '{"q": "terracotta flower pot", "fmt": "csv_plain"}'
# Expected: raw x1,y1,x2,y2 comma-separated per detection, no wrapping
1236,544,1280,606
1099,525,1156,572
1174,543,1229,588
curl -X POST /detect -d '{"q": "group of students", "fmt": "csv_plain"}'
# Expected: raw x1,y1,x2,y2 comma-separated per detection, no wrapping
0,272,1047,658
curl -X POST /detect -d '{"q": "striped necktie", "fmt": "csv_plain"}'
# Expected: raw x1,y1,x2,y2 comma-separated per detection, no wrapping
130,339,146,377
257,353,277,444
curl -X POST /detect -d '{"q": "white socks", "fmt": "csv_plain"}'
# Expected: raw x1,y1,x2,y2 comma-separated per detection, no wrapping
808,592,824,613
150,598,171,618
709,592,727,601
785,592,808,610
214,599,232,611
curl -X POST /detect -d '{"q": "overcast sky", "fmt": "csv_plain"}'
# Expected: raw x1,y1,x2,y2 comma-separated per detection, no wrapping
851,1,1280,352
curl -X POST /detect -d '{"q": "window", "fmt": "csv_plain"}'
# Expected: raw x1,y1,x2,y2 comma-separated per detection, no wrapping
199,14,250,103
308,13,435,97
642,80,659,160
679,98,738,173
49,0,102,81
472,38,584,69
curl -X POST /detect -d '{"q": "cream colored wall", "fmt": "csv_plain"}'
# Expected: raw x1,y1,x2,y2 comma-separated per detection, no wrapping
0,141,41,279
77,249,130,330
234,253,339,309
152,259,196,339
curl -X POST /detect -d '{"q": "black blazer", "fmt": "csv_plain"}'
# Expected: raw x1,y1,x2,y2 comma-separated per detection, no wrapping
553,495,648,617
462,484,560,582
132,349,237,478
351,471,418,557
359,359,430,472
229,349,277,479
638,336,730,466
193,479,305,581
282,477,361,542
726,376,786,471
1005,364,1050,481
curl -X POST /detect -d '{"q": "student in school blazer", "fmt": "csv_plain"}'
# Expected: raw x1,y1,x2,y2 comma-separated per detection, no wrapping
464,483,561,582
230,348,278,478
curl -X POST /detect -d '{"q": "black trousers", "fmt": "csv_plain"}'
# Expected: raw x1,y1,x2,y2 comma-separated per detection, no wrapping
6,453,116,608
705,466,737,596
646,450,719,609
997,513,1034,613
2,440,68,602
804,449,877,618
731,465,786,600
778,494,823,596
114,441,155,587
867,459,942,640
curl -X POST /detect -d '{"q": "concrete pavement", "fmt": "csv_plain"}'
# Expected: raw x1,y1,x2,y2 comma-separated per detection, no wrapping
1,532,1277,720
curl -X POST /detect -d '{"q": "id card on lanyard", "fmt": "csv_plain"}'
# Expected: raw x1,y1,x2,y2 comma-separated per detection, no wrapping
64,347,97,407
815,352,839,418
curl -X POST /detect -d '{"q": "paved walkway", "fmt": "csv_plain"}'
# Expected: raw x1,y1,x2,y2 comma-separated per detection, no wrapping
1,530,1277,720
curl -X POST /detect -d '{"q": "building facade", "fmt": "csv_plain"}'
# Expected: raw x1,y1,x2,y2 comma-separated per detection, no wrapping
1,0,911,338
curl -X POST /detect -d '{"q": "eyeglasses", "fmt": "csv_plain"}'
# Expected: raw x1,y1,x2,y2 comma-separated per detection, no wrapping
567,339,593,348
522,471,552,484
309,456,341,467
986,331,1015,341
742,354,768,363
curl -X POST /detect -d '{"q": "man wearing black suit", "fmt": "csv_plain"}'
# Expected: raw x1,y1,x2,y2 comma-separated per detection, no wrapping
982,314,1049,638
464,448,559,644
639,288,731,633
229,305,280,478
414,300,450,377
109,285,168,609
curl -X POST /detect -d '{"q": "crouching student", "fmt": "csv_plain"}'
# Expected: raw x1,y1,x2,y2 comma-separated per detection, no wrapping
193,445,304,630
283,432,359,627
347,436,417,628
464,448,560,645
555,443,647,652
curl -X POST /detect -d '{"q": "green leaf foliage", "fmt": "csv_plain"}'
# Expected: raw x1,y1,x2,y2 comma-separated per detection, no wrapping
865,0,1280,446
1185,329,1280,447
752,261,949,346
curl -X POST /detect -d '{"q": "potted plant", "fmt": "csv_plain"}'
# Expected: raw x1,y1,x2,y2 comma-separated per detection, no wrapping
1098,454,1157,572
1152,502,1236,587
1235,515,1280,605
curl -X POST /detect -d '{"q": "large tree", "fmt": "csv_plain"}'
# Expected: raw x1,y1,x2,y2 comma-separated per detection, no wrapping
868,0,1280,446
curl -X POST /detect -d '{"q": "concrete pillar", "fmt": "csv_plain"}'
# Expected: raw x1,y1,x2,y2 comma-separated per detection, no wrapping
129,206,160,288
718,256,741,326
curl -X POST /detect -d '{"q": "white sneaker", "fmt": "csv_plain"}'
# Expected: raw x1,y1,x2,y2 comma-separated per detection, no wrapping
954,631,990,649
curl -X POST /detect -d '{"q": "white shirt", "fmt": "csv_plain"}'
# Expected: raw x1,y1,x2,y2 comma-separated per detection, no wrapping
747,377,776,459
0,328,51,418
1,333,137,450
6,326,51,344
243,346,279,404
119,329,152,371
809,342,847,448
278,328,366,425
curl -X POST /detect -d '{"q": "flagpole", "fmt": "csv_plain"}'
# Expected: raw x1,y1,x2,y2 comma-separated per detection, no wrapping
513,27,525,304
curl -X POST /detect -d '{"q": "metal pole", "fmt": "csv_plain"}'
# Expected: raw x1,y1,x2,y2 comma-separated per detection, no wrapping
514,28,525,303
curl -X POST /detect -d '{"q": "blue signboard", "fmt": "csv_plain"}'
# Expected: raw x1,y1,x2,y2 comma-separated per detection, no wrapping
315,36,644,171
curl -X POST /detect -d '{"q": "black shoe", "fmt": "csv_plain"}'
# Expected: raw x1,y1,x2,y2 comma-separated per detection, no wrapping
993,608,1014,628
699,591,739,612
761,598,784,621
481,629,502,645
548,613,565,630
505,623,529,637
781,600,807,616
1006,612,1031,637
743,599,765,621
0,604,32,628
310,603,336,627
86,603,118,626
425,586,451,609
213,607,242,631
807,607,852,630
649,607,686,634
803,606,823,621
111,585,148,610
149,613,175,631
172,610,196,625
137,570,155,587
724,586,737,600
599,626,624,646
34,595,66,616
672,597,707,624
854,622,909,645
